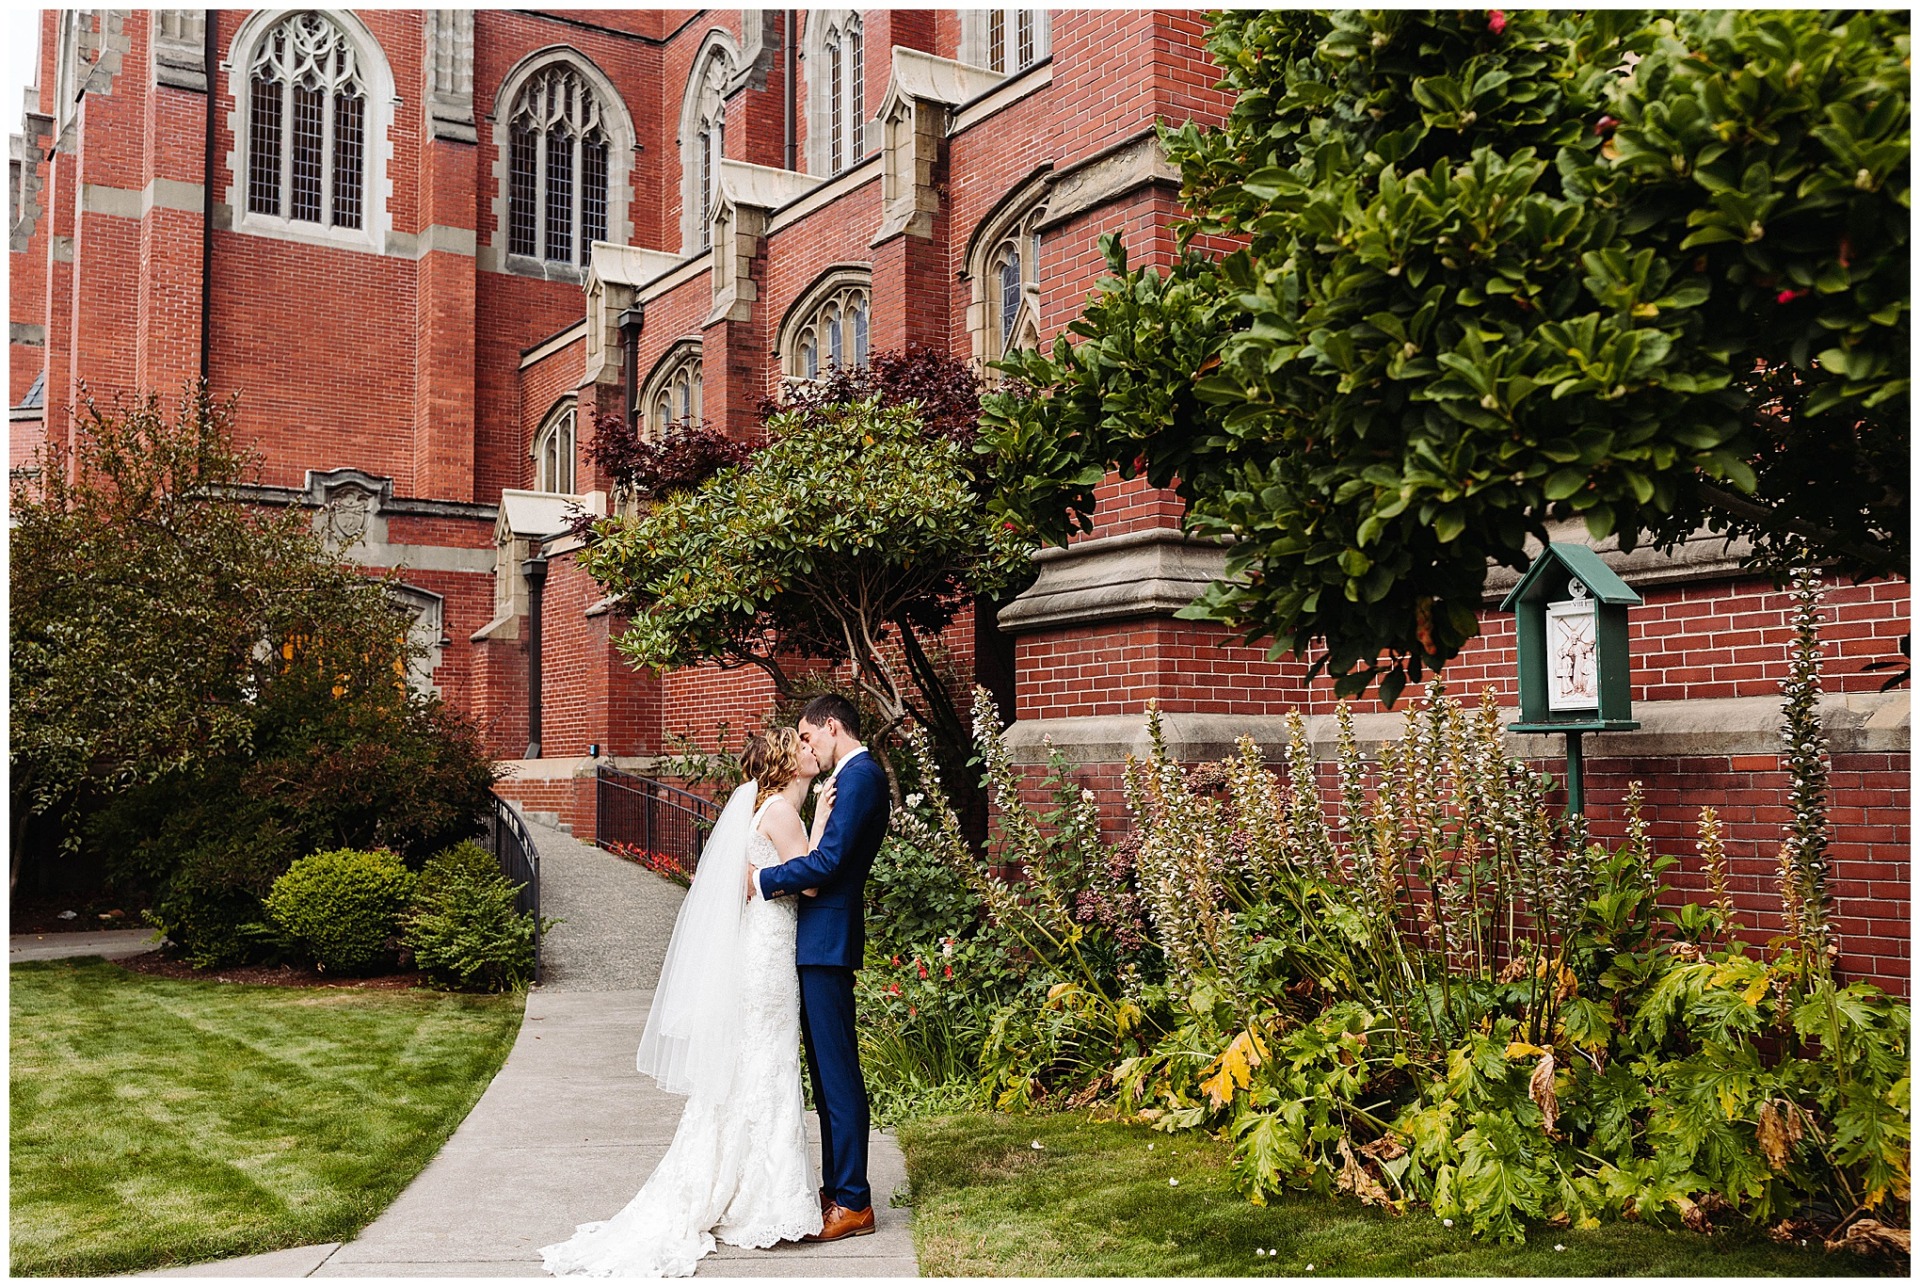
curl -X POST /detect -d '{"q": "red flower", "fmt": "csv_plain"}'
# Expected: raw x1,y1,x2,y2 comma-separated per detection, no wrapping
887,982,902,997
908,1005,917,1018
1488,10,1507,34
1776,288,1807,305
943,964,954,980
890,955,901,967
918,961,930,979
1593,115,1618,136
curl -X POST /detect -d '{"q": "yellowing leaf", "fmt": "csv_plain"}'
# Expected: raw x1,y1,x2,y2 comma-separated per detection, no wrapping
1198,1029,1266,1109
1505,1041,1549,1060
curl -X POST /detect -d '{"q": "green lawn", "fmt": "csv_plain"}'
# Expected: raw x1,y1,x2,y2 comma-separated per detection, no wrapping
10,958,524,1276
897,1111,1906,1277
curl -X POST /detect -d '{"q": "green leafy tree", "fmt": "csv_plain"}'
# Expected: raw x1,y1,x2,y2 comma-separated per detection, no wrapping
985,10,1908,705
9,384,470,889
581,399,1030,779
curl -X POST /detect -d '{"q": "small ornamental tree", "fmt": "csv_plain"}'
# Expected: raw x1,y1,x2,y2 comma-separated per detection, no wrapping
984,10,1909,705
8,385,455,889
580,398,1030,783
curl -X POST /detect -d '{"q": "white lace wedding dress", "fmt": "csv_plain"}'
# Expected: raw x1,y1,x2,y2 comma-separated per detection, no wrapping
540,822,822,1277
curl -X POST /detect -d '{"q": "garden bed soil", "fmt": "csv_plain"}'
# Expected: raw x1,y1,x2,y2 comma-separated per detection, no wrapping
115,951,428,991
10,894,142,934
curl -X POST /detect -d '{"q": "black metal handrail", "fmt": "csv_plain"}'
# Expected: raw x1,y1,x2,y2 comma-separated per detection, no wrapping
596,766,722,880
486,794,544,983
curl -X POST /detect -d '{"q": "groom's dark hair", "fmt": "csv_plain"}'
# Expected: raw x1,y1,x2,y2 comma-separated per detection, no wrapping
799,693,861,740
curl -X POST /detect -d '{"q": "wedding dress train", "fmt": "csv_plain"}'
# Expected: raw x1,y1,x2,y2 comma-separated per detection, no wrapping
539,822,822,1277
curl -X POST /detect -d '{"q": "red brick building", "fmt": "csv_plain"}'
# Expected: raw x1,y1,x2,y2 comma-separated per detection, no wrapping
10,10,1908,990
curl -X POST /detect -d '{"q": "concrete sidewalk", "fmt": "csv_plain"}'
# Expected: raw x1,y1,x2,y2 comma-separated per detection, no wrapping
133,821,917,1278
10,928,159,962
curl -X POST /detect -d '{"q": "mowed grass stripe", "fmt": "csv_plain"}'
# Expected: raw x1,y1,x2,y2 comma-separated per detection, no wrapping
10,958,523,1277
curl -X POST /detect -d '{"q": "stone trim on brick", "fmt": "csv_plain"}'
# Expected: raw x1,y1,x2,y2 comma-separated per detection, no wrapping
424,10,477,143
998,528,1228,634
1008,690,1910,768
153,10,209,93
1038,128,1180,234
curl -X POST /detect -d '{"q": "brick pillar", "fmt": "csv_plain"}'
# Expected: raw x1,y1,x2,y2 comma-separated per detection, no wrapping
415,11,479,501
135,11,211,396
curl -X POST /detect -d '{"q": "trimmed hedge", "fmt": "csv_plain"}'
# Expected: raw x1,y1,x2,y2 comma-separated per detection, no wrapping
265,848,415,975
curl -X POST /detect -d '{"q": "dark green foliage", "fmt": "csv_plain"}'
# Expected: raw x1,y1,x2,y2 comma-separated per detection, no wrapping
10,382,500,927
983,10,1908,704
264,849,416,975
583,398,1030,750
142,824,298,971
402,841,552,993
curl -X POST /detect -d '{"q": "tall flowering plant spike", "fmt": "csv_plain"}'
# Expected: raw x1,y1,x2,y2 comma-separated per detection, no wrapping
1777,567,1834,973
1697,805,1738,943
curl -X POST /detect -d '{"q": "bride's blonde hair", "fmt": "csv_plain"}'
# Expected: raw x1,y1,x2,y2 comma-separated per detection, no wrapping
740,727,802,794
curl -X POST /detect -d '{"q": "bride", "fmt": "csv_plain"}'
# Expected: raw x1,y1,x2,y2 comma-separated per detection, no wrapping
540,728,832,1277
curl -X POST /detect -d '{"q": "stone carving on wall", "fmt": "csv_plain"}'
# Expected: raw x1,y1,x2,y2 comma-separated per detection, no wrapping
425,10,477,143
152,10,207,92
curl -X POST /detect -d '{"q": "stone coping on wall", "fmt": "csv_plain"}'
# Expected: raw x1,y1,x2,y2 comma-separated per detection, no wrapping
998,522,1770,636
1004,690,1910,767
494,755,664,783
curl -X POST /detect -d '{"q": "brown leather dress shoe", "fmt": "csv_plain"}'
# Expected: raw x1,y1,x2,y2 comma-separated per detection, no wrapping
803,1202,876,1242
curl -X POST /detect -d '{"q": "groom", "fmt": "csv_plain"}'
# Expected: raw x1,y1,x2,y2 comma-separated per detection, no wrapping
748,693,889,1241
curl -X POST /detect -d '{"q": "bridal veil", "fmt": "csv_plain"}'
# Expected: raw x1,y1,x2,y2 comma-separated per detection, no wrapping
634,779,756,1100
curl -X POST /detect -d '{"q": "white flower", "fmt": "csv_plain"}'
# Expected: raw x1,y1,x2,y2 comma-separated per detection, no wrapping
1553,1245,1566,1253
1442,1218,1454,1228
1147,1143,1154,1151
1030,1140,1044,1150
1168,1178,1179,1187
1081,787,1097,803
1305,1265,1315,1273
1255,1250,1267,1258
941,941,954,958
905,792,924,808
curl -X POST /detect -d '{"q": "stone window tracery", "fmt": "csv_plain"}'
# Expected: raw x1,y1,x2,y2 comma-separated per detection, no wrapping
807,13,867,175
970,190,1047,365
507,66,610,267
784,279,871,382
533,402,577,493
681,40,735,253
246,13,367,230
642,347,704,436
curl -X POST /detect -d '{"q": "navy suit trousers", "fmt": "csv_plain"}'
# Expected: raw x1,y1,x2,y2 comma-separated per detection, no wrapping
798,964,870,1212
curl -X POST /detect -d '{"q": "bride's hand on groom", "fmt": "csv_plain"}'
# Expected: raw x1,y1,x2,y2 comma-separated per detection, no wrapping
810,780,836,846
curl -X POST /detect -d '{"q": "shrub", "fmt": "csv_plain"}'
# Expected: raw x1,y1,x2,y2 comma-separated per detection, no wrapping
264,848,415,975
144,830,295,970
402,841,551,993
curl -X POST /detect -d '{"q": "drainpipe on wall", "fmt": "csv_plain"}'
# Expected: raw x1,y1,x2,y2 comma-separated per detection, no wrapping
200,10,216,381
784,10,797,171
619,306,644,434
523,543,549,759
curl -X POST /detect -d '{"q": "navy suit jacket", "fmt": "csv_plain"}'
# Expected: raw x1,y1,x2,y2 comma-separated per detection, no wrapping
756,750,889,969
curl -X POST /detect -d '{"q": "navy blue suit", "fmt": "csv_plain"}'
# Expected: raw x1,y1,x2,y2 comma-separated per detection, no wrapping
756,748,889,1211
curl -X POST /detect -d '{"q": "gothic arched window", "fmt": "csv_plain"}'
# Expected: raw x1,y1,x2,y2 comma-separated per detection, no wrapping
808,13,867,176
506,67,610,267
246,13,367,229
970,185,1048,365
642,347,704,435
784,279,871,382
678,40,737,253
533,402,577,493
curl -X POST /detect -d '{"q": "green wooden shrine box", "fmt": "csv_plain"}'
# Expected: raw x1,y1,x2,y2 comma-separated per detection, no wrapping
1500,543,1642,734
